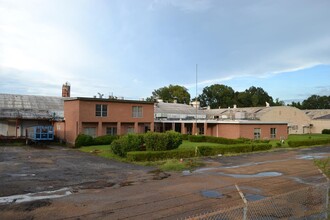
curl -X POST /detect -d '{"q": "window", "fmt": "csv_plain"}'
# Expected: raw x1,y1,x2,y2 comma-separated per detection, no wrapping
84,127,96,137
198,127,204,135
132,106,143,118
254,128,261,140
96,104,107,117
270,128,277,139
127,127,134,134
106,127,117,136
186,126,192,135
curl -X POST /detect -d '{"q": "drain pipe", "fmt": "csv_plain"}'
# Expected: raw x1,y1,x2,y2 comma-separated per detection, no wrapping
235,184,247,220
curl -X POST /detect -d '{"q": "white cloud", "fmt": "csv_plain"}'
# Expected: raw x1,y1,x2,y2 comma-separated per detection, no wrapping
0,0,105,95
149,0,211,12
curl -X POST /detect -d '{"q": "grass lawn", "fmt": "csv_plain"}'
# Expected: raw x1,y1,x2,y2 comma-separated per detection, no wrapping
269,134,330,147
79,134,330,171
79,145,126,162
314,158,330,177
79,144,204,171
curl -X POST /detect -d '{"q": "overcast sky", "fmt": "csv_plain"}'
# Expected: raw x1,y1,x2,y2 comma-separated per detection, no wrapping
1,0,330,103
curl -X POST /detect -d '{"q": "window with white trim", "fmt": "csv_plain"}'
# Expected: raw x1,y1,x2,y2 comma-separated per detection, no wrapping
132,106,143,118
96,104,107,117
254,128,261,140
83,127,96,138
270,128,277,139
127,127,134,134
106,127,117,136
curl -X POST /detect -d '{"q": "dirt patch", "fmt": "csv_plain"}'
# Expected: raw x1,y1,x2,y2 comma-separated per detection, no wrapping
0,199,52,212
75,180,116,190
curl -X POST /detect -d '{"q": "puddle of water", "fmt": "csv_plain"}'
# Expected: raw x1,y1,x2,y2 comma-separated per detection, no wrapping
287,176,321,185
8,173,36,177
193,167,217,173
222,159,289,169
0,187,72,204
244,193,266,201
296,155,327,160
239,186,262,193
200,190,223,199
218,171,282,178
182,170,192,176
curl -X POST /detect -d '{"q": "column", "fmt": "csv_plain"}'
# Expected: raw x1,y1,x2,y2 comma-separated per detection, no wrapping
117,122,121,135
172,123,175,131
150,122,154,132
192,123,197,135
204,122,208,135
98,122,103,136
181,122,185,134
78,121,83,135
134,122,139,133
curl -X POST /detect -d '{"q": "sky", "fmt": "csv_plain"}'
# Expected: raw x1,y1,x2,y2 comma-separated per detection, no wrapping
0,0,330,103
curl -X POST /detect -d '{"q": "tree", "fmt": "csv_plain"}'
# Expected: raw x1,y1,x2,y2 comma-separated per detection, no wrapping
301,95,330,109
273,98,285,106
288,101,302,109
236,86,275,107
148,85,191,104
199,84,235,108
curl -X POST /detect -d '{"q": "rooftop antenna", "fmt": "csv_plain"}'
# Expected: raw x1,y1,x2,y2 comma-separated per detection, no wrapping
97,92,104,98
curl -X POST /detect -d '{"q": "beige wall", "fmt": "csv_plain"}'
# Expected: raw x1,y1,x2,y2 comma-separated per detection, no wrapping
311,120,330,133
217,123,287,140
260,106,311,134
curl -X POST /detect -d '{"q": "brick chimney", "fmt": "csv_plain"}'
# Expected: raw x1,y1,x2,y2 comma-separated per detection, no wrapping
62,82,71,97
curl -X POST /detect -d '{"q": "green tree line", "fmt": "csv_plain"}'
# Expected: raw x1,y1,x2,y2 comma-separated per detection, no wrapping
147,84,283,108
288,95,330,109
147,84,329,109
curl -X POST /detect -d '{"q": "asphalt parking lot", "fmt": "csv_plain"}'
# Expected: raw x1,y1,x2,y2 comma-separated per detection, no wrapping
0,145,329,219
0,145,155,197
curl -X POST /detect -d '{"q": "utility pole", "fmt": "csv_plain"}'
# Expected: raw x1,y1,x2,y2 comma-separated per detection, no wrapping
195,64,198,135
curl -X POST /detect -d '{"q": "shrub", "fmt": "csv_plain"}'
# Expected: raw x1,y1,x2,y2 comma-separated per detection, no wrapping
252,143,272,151
197,145,253,156
237,137,251,143
205,136,245,145
253,139,270,144
144,132,168,151
189,135,206,142
75,134,94,148
93,135,118,145
110,133,144,157
288,139,330,148
197,146,218,156
110,139,125,157
322,129,330,134
165,131,182,150
127,149,196,161
197,143,271,156
181,134,189,140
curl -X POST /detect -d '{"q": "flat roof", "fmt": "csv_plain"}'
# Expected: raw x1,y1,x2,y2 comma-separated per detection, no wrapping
64,97,154,104
155,119,288,125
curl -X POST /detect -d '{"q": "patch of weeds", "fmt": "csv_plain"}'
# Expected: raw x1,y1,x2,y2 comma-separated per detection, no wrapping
137,158,204,172
161,158,204,172
314,157,330,177
160,159,187,171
